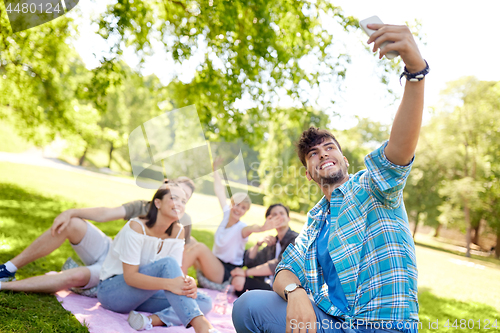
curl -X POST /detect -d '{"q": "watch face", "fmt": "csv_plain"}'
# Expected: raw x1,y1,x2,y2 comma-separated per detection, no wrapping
285,283,297,292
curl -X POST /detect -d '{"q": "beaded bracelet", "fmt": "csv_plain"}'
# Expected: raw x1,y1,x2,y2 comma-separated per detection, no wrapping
399,60,429,84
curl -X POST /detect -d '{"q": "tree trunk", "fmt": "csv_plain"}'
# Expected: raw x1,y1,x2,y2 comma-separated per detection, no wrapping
496,229,500,259
412,212,420,240
471,222,481,245
78,146,88,166
434,223,442,238
108,142,114,169
464,203,472,258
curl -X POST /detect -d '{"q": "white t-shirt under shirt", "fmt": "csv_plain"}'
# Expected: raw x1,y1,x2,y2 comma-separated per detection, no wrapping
100,219,184,281
212,205,248,266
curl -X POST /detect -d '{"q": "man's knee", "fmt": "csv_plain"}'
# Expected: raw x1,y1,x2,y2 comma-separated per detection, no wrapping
232,291,260,332
232,290,286,332
233,290,267,320
66,218,88,244
63,267,91,288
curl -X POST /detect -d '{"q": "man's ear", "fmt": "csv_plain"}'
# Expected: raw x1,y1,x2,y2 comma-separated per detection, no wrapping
344,156,349,168
305,170,312,181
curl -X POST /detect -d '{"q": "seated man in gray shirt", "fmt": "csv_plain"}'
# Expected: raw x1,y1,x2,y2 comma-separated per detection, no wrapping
0,177,195,296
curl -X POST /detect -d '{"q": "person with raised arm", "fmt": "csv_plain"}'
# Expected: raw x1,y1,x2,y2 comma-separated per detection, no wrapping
230,203,299,296
232,22,428,333
181,158,281,287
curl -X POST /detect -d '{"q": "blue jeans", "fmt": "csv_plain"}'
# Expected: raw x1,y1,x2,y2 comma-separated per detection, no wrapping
97,257,212,327
232,290,403,333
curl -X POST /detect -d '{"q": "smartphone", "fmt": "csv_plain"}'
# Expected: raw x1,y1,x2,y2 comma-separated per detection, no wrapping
359,15,399,59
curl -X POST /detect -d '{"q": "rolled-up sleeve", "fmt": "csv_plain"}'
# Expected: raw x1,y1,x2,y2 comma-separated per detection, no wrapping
364,141,414,209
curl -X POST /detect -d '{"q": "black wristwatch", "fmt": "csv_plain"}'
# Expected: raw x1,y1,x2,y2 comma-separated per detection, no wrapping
284,283,304,301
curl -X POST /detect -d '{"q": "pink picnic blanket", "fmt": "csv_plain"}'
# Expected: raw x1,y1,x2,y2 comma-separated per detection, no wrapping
55,289,237,333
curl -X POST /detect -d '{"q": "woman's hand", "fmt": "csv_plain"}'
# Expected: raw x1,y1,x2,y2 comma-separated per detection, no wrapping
166,276,188,295
183,276,198,299
261,215,285,232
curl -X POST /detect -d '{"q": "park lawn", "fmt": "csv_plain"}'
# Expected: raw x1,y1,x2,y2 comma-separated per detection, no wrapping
1,161,500,332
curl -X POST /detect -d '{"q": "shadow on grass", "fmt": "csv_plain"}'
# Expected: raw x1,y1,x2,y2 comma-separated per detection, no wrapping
0,183,77,273
0,292,88,333
419,289,500,332
0,182,124,278
0,182,218,332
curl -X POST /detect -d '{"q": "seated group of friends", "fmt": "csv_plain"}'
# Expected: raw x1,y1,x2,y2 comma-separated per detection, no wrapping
1,25,427,332
0,165,298,332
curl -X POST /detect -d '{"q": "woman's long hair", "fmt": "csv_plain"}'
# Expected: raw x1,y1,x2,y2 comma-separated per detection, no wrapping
140,183,179,235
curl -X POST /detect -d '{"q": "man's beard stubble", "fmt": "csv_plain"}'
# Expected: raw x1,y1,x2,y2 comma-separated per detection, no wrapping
310,161,348,187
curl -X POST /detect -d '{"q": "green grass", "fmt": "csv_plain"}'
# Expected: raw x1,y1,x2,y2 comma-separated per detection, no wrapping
418,291,500,333
416,245,500,311
0,291,89,333
1,161,500,332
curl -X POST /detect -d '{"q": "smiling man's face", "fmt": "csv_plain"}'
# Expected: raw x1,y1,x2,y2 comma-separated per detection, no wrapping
305,138,349,187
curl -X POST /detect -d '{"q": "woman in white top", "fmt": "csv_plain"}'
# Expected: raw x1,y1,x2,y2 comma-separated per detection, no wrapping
97,183,218,333
182,158,281,286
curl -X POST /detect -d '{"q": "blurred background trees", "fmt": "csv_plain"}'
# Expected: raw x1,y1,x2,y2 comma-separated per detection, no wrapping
1,1,500,255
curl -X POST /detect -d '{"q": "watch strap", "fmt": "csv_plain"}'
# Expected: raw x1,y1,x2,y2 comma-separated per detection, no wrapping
284,284,304,301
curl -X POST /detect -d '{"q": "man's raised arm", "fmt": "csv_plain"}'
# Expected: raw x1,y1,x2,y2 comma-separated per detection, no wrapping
367,23,427,166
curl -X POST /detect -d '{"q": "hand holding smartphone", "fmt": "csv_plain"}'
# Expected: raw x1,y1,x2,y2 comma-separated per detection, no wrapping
359,16,399,59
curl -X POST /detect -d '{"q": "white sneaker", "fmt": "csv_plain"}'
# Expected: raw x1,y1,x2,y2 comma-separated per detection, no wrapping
127,311,153,331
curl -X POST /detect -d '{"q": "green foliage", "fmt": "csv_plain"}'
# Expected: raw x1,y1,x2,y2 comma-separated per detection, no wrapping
255,114,390,211
0,120,32,152
0,4,79,145
256,108,329,211
405,77,500,249
404,119,448,231
338,117,390,174
436,78,498,236
95,0,358,144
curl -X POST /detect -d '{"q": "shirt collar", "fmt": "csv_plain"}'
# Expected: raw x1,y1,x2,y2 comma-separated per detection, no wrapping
332,174,353,196
308,174,353,223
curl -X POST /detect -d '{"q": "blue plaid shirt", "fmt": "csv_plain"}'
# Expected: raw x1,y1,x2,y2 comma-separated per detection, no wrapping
276,141,419,332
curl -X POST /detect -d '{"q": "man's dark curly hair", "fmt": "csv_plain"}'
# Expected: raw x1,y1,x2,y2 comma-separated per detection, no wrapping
296,126,342,167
